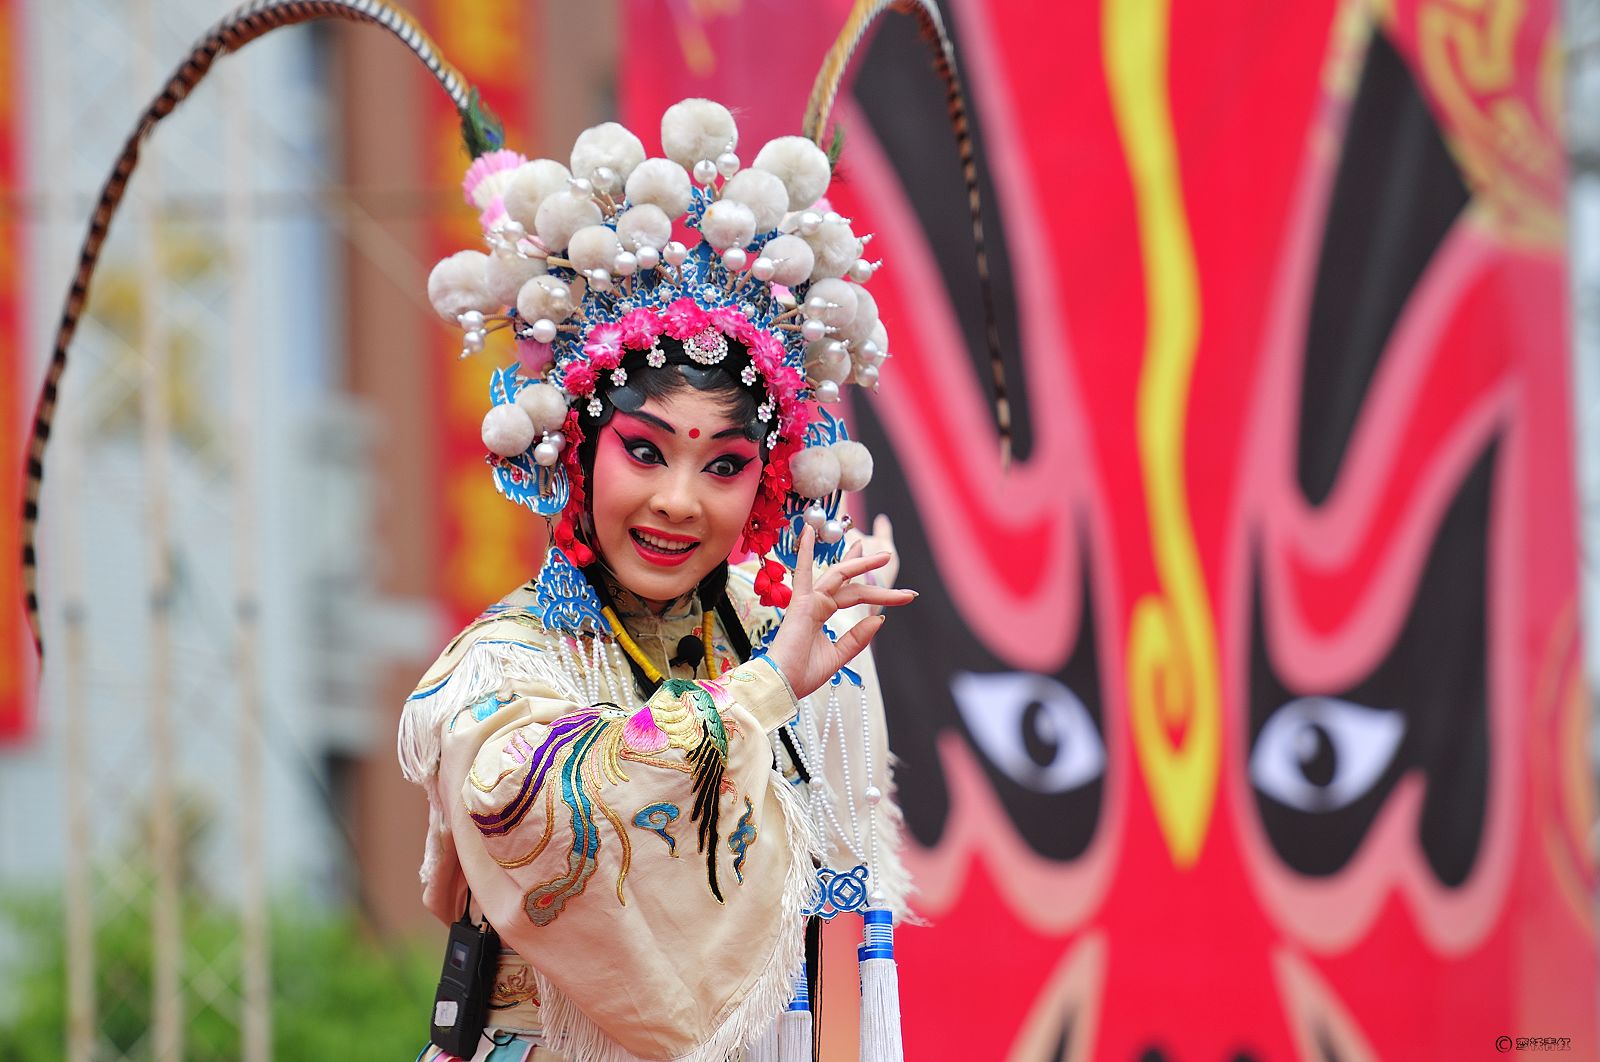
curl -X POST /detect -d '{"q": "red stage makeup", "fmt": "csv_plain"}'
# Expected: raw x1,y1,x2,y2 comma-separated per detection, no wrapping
589,390,762,607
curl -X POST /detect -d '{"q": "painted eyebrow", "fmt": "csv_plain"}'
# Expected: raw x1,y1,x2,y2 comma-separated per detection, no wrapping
619,410,748,442
618,410,675,435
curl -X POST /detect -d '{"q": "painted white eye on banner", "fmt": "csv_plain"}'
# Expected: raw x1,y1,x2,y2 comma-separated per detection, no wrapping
1250,696,1406,813
950,671,1104,794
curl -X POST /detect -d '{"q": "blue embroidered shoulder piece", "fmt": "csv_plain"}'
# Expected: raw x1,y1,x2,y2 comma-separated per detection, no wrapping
533,545,605,635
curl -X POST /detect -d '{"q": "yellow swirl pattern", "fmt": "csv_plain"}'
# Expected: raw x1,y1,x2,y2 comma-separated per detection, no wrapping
1105,0,1220,868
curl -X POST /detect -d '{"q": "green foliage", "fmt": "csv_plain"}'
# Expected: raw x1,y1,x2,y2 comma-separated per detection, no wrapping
0,888,438,1061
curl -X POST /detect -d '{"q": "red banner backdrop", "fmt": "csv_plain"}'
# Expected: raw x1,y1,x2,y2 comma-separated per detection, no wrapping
421,2,542,630
625,0,1598,1058
0,0,30,745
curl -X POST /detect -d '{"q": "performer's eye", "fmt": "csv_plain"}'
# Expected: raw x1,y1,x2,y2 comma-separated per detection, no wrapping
950,671,1105,794
1250,697,1405,813
704,453,753,478
616,432,664,466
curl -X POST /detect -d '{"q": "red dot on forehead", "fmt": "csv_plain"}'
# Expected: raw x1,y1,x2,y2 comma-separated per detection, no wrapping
688,428,700,439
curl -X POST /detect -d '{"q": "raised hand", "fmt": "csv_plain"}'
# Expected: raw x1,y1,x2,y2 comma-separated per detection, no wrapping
843,513,900,602
762,525,917,701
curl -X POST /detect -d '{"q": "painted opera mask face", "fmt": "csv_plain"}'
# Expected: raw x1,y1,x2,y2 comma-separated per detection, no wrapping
821,0,1593,1057
588,384,763,608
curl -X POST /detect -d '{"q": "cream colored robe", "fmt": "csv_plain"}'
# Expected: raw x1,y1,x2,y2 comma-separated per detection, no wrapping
399,563,906,1061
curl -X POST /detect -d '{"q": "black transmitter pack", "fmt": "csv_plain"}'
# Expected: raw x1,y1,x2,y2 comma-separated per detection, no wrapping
430,899,500,1057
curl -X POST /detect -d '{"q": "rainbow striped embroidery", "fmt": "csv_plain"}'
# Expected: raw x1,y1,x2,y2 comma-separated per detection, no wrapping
466,677,745,925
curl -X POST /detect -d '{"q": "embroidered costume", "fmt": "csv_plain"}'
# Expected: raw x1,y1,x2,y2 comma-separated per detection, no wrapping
401,562,905,1061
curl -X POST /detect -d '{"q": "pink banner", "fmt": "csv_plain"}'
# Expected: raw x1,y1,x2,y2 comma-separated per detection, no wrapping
624,1,1597,1057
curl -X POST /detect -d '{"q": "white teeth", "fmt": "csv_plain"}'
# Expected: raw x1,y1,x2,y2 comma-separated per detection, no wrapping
633,529,696,553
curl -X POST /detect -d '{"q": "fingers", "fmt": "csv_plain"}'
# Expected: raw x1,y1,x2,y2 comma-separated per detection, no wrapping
833,583,916,611
819,550,892,588
830,613,885,666
873,513,893,542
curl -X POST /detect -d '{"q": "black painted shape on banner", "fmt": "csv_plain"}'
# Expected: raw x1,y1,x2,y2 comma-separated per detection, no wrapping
854,9,1032,462
852,390,1103,861
1298,31,1471,505
1249,440,1495,885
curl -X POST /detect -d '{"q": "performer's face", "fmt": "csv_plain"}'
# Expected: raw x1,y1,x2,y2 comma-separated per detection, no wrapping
589,388,762,606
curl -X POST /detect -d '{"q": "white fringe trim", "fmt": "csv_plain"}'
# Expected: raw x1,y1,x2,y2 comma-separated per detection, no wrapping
397,639,575,785
745,1015,780,1062
531,769,823,1062
870,751,917,923
419,785,445,887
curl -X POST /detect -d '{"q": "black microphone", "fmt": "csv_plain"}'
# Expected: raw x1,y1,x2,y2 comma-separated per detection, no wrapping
671,634,705,673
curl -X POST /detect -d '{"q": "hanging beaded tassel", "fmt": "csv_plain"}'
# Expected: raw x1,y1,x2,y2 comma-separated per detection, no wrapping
777,964,813,1062
747,1015,781,1062
858,908,904,1062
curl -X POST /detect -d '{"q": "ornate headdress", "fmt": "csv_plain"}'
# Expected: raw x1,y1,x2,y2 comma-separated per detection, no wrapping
429,102,890,612
21,0,1009,652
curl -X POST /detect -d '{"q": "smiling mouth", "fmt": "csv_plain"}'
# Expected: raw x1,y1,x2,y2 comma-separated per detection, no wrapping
630,528,700,565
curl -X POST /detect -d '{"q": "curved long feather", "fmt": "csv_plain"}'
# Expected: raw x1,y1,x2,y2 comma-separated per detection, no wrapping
802,0,1013,468
21,0,500,658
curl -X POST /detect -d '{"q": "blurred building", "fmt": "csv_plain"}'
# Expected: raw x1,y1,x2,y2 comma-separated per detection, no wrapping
1,0,616,946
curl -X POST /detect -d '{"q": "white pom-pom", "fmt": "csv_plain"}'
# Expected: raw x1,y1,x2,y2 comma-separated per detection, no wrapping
660,99,738,170
517,274,577,323
501,159,572,230
624,158,692,218
514,382,569,435
720,168,789,233
789,445,842,499
753,136,832,211
482,404,536,457
804,216,861,281
570,123,646,190
700,199,757,252
567,225,623,274
804,277,858,327
833,440,873,491
485,249,547,307
760,234,815,287
839,284,879,346
616,204,673,252
535,190,603,252
427,250,495,323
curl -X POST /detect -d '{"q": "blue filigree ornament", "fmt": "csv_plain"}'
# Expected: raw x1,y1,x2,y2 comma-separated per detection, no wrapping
532,545,606,635
487,364,572,515
776,408,852,569
492,455,570,515
820,624,862,687
803,864,871,919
